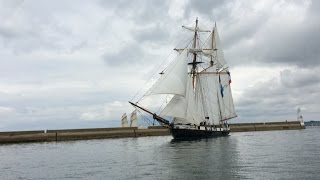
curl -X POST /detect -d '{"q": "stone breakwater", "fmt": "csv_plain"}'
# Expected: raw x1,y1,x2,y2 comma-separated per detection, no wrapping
229,121,304,132
0,121,304,144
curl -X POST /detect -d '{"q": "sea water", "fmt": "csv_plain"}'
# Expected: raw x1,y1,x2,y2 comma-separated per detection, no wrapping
0,128,319,180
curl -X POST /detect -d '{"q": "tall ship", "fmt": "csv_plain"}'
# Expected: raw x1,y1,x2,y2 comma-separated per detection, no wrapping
129,18,237,139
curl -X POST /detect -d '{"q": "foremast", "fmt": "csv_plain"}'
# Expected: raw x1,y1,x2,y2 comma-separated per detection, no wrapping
190,18,199,88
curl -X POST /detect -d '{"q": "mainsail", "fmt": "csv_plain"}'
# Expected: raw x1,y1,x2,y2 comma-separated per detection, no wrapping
137,20,236,126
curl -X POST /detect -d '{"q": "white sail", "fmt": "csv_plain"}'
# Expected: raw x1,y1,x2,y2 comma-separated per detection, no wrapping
121,113,128,127
160,95,187,119
185,77,204,125
199,24,236,122
145,49,188,97
130,110,138,127
202,25,227,69
213,25,227,69
217,71,237,121
199,68,236,123
160,77,205,125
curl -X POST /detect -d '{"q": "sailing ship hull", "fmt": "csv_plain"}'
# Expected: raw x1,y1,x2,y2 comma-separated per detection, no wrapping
170,128,229,139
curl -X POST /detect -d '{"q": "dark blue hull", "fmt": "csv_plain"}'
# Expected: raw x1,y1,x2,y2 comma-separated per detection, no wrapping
170,128,230,139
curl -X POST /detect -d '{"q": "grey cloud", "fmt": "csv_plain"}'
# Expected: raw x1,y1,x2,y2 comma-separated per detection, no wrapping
235,67,320,122
252,21,320,67
191,0,320,68
1,0,320,130
102,42,145,66
99,0,170,24
184,0,228,18
69,40,88,53
0,26,20,39
132,24,170,44
280,68,320,88
0,1,92,55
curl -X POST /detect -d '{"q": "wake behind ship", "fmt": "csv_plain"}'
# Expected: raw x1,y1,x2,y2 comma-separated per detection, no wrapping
129,18,237,139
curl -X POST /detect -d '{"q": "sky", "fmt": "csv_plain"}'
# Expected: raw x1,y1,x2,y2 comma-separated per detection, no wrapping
0,0,319,131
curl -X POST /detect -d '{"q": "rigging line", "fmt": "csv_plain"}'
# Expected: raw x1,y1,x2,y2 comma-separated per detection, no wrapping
177,36,194,49
156,95,169,114
136,108,154,126
198,20,211,32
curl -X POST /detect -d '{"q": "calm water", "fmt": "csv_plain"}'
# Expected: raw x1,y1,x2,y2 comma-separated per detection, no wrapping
1,128,319,180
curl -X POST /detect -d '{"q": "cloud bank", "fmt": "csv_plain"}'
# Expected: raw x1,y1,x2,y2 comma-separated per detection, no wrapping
0,0,319,130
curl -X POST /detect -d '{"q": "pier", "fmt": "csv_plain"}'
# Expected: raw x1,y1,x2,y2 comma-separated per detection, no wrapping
0,121,304,144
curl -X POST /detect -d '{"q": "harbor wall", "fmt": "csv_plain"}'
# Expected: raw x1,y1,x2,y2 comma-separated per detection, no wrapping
229,121,304,132
0,127,170,144
0,121,304,144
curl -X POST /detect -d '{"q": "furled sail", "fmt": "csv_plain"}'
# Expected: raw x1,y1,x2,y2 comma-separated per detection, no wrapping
130,110,138,127
182,26,210,32
121,113,128,127
145,49,188,97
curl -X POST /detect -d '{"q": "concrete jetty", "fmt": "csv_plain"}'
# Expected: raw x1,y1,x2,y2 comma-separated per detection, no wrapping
0,121,304,144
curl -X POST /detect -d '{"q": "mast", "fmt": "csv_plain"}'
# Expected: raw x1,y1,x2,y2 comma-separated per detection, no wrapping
191,18,198,87
210,25,215,66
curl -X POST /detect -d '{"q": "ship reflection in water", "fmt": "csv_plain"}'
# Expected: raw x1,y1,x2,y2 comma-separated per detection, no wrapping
0,128,319,179
167,136,243,179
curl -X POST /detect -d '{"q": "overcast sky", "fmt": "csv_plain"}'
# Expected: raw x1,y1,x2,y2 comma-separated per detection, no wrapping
0,0,319,130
